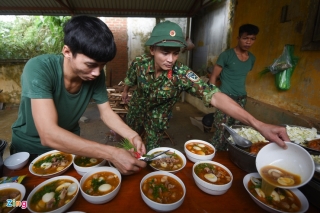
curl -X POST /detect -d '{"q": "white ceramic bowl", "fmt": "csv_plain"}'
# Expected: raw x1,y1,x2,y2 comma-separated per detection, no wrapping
243,173,309,213
108,161,116,168
4,152,30,170
256,142,315,189
0,182,26,213
80,166,121,204
29,150,73,178
140,171,186,212
73,155,106,176
147,147,186,173
184,139,215,163
192,160,233,195
27,175,80,213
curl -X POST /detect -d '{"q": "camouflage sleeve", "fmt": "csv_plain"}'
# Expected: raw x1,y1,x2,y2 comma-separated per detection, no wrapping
202,83,220,107
124,60,138,87
181,70,220,107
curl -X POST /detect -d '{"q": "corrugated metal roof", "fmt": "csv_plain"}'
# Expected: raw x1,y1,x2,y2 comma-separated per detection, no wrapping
0,0,213,17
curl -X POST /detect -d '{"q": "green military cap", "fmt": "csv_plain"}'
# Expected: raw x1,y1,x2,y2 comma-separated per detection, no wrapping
145,21,187,47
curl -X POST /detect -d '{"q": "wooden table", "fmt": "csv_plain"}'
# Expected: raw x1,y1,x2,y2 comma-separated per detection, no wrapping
3,152,319,213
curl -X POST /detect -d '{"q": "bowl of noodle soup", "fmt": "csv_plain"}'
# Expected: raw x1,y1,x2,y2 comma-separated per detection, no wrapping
192,160,233,195
256,142,314,189
140,171,186,212
184,139,215,163
29,150,73,178
27,175,79,213
243,173,309,213
147,147,186,173
79,166,121,204
0,183,26,213
73,155,106,176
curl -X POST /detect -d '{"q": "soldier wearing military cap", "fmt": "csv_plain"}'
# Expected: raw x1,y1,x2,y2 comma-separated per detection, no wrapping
122,21,289,151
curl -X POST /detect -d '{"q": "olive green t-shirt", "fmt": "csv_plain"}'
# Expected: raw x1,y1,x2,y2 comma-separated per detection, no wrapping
11,54,108,154
217,48,255,96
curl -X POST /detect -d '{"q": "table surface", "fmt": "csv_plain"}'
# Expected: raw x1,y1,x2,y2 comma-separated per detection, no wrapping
3,152,318,213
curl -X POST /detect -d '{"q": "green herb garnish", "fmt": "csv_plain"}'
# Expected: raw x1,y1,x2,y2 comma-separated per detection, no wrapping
31,180,58,204
266,195,273,203
34,154,65,168
91,177,106,192
194,163,215,174
148,178,168,198
118,138,136,151
74,156,91,166
118,138,149,159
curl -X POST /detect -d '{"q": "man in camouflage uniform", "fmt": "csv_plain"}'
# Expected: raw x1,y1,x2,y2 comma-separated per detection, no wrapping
210,24,259,151
122,21,219,151
122,21,289,152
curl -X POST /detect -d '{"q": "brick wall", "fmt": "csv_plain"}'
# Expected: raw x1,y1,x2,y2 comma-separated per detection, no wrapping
104,18,128,87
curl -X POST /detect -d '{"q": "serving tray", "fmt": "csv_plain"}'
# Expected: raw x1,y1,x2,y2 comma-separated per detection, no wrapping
282,124,320,154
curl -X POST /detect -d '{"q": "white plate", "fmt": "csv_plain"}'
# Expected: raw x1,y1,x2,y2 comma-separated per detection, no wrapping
243,173,309,213
29,150,73,178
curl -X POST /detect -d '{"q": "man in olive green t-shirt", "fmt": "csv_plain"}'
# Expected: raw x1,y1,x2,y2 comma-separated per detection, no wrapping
210,24,259,151
11,15,147,175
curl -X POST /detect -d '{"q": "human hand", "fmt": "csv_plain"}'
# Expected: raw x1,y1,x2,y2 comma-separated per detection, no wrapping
131,135,146,156
256,123,289,149
110,147,147,175
121,91,129,103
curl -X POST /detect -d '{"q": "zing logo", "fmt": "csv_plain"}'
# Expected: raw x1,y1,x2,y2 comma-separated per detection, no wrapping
6,199,28,209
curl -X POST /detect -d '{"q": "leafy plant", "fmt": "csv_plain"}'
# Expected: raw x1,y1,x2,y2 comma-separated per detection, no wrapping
0,16,70,59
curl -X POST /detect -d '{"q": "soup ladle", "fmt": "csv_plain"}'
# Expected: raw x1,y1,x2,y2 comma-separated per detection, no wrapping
222,123,253,149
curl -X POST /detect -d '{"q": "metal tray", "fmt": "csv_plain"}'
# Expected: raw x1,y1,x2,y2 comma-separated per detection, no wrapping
224,125,257,173
282,124,320,154
224,124,320,175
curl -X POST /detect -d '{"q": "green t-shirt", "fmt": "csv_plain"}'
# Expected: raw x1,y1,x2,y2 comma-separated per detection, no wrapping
217,48,255,96
11,54,108,154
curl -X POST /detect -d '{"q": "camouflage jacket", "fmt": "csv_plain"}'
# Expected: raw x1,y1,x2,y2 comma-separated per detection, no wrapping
124,54,220,125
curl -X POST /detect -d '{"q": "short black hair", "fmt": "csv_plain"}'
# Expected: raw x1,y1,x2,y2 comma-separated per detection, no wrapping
64,15,116,62
239,24,259,37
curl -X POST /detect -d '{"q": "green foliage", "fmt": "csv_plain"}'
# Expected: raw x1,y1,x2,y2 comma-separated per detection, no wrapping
0,16,70,59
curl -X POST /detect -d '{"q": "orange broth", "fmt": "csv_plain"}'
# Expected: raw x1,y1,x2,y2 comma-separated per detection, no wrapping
82,171,119,196
141,175,184,204
74,156,104,167
0,188,21,213
260,165,301,187
249,142,269,155
248,178,301,212
149,151,183,171
29,179,77,212
186,142,214,155
194,163,231,185
32,152,73,175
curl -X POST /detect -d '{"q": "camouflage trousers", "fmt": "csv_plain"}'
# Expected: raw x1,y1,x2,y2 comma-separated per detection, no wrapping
126,111,169,152
211,95,247,151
